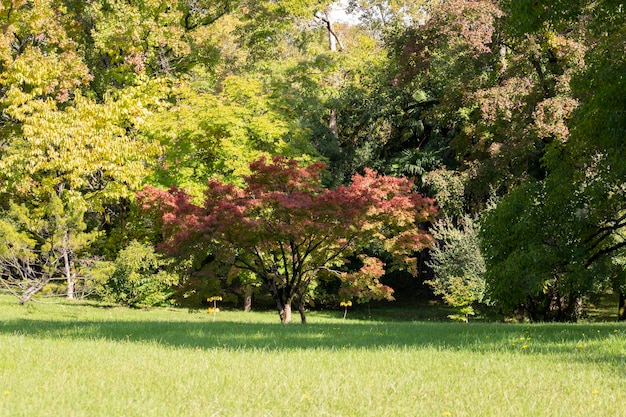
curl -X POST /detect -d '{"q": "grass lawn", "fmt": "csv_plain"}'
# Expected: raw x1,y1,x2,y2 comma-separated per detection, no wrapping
0,296,624,416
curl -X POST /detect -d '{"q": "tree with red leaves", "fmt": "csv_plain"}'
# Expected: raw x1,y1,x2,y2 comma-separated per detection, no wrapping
139,156,437,323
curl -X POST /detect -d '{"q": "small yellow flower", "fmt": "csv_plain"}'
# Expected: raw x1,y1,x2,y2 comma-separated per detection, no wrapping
3,391,10,396
443,412,452,416
340,301,352,307
591,390,599,395
511,343,516,347
577,343,585,349
522,345,528,350
303,393,310,400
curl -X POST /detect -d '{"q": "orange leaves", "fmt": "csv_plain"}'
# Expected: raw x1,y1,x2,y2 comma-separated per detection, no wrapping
350,167,438,226
340,256,395,303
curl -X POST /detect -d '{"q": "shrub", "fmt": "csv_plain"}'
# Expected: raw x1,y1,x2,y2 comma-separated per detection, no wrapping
103,240,178,307
426,216,486,320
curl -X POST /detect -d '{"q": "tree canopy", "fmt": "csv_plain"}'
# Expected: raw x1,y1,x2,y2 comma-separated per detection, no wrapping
139,156,436,323
0,0,624,321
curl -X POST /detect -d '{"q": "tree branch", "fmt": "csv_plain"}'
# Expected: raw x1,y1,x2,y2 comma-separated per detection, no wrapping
317,11,344,52
585,240,626,268
583,212,626,254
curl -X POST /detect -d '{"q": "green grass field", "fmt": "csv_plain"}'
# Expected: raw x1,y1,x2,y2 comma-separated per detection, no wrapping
1,296,625,416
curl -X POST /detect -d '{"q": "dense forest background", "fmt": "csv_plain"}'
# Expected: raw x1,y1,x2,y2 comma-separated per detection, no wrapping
0,0,624,322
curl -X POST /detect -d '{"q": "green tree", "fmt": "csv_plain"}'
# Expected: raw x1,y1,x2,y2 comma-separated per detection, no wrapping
479,0,626,320
144,72,316,196
0,196,97,303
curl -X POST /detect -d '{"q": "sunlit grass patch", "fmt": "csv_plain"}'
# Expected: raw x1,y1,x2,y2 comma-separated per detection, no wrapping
0,296,624,416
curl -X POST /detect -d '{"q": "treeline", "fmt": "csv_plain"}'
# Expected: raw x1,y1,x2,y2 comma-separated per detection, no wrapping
0,1,624,322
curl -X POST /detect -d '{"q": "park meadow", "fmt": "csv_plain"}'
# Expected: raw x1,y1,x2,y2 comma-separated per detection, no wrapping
1,295,624,417
2,1,626,416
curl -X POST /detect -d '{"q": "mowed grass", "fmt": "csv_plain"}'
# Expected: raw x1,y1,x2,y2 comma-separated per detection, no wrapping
1,296,625,417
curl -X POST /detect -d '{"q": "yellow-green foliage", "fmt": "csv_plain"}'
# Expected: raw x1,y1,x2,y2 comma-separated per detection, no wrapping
144,72,316,196
426,216,486,319
102,240,178,307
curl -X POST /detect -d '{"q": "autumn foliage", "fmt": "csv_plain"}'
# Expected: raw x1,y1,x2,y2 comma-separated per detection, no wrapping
139,156,437,323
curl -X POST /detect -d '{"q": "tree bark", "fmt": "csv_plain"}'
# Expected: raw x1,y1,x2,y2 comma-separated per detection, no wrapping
619,290,626,322
243,285,253,312
62,243,75,300
282,303,292,324
67,276,75,300
322,9,344,52
322,8,342,139
329,108,338,139
267,279,292,323
298,299,307,324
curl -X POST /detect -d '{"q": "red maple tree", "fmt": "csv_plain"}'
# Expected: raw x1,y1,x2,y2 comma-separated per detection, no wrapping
139,156,437,323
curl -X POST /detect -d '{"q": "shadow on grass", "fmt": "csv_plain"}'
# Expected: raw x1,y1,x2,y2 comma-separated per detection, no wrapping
1,315,624,369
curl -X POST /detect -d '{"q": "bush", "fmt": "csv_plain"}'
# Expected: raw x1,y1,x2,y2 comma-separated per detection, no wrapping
426,216,486,320
102,240,178,307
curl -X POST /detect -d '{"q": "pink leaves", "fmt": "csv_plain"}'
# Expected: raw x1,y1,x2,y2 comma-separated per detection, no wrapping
474,77,535,124
533,96,578,143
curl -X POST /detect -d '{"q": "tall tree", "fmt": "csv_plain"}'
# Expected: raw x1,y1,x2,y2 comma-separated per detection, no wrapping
0,82,163,298
0,1,168,299
478,0,626,320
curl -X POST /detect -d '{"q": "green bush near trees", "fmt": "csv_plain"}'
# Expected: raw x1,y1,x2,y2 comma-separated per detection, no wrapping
426,216,486,321
101,241,178,307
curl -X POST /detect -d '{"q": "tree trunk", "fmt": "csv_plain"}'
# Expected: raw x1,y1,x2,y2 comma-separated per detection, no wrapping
66,274,75,299
323,9,343,52
282,303,292,324
267,279,291,323
19,291,33,305
243,286,253,312
329,108,338,139
323,8,342,140
298,299,307,324
62,245,75,300
619,290,626,322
